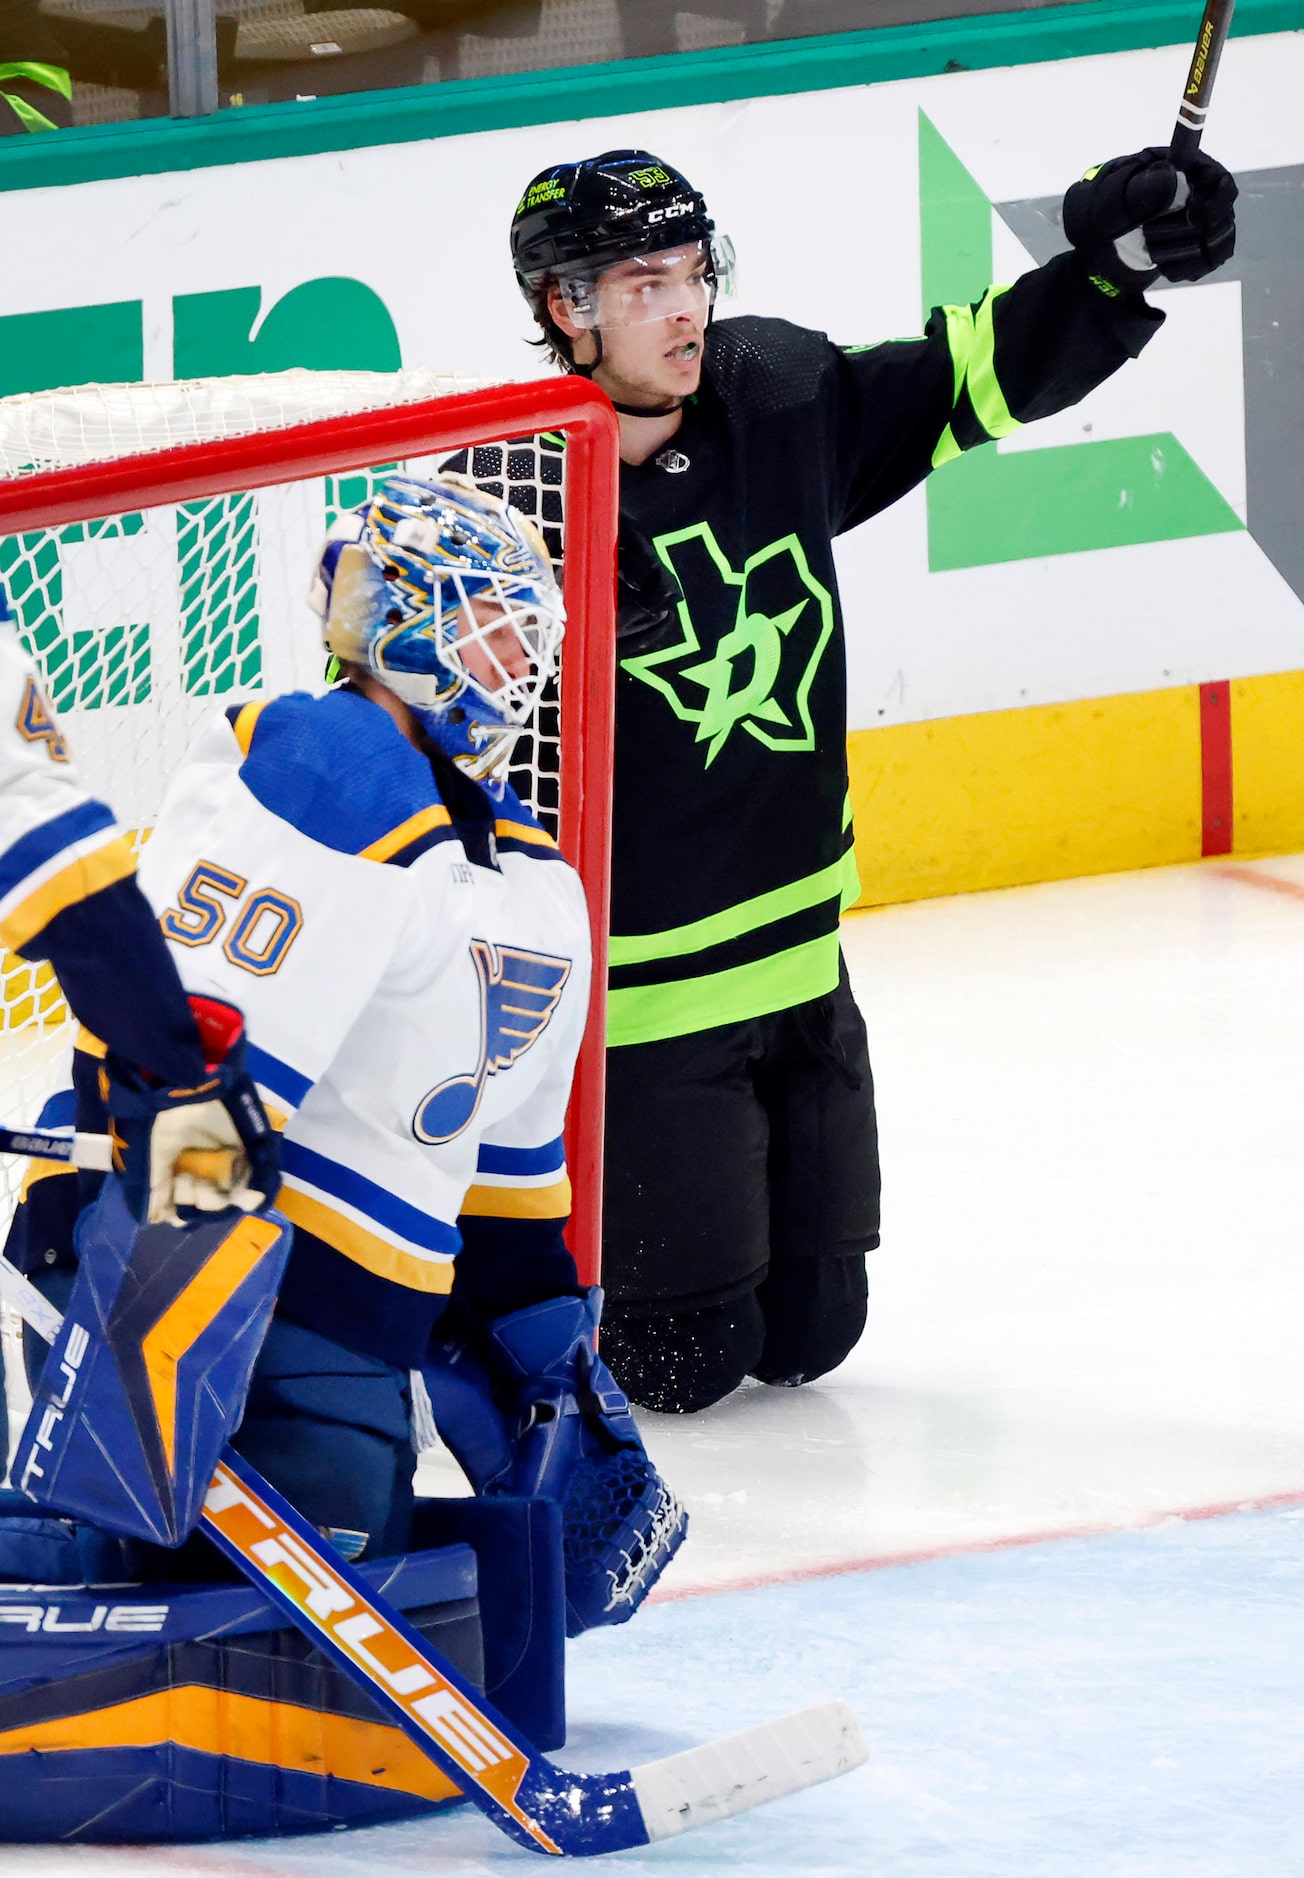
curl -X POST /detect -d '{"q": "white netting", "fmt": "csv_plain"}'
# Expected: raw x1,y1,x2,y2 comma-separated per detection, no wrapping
0,370,583,1453
0,369,484,477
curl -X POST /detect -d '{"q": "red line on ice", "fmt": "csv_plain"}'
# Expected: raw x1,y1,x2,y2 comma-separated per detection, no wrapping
1213,863,1304,904
651,1483,1304,1602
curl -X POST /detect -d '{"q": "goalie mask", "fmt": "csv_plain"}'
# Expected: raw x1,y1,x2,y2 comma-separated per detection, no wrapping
309,473,564,791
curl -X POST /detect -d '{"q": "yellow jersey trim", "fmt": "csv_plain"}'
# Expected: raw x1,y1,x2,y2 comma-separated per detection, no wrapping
494,818,557,850
230,701,266,756
358,804,452,863
459,1175,573,1220
0,834,139,954
277,1186,455,1295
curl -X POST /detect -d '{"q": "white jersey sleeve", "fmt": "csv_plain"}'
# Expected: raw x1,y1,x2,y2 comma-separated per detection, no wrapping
0,630,137,955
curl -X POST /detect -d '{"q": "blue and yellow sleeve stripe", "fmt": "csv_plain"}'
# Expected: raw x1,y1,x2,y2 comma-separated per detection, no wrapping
278,1138,459,1296
0,801,137,954
460,1136,572,1221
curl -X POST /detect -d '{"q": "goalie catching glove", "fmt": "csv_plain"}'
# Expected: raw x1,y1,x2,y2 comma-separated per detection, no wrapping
422,1287,687,1635
1063,147,1237,294
104,995,281,1226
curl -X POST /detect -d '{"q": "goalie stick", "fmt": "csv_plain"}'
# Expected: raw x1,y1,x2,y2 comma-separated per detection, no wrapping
0,1122,114,1171
1171,0,1236,167
0,1124,245,1196
0,1241,866,1856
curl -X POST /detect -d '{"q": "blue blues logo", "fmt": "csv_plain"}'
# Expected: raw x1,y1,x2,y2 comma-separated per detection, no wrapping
413,939,572,1144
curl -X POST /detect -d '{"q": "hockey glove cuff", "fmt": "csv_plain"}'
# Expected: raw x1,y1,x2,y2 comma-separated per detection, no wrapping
104,994,281,1226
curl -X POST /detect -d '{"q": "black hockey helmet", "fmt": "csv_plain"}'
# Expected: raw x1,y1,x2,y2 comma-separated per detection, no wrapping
510,149,718,297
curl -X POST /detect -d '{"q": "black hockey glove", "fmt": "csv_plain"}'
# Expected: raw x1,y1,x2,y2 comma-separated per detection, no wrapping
616,511,682,653
104,994,281,1226
1063,147,1237,294
1144,149,1238,282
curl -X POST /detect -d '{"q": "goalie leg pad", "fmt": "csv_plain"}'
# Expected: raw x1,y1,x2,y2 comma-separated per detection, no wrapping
423,1288,687,1636
0,1086,87,1389
0,1539,482,1842
14,1179,291,1547
0,1490,134,1586
234,1316,415,1562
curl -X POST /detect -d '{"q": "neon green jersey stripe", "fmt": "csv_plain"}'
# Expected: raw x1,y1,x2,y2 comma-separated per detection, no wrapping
967,285,1021,440
931,303,974,470
839,841,862,911
609,852,851,968
929,291,1022,469
939,302,973,404
607,933,842,1048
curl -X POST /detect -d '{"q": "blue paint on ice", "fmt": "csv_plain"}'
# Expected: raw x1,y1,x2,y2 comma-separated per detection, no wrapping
104,1507,1304,1876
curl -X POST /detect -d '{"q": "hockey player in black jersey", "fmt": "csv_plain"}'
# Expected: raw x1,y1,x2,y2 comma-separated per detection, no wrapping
510,144,1238,1414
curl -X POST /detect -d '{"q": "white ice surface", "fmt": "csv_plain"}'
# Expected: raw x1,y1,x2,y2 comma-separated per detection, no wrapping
12,853,1304,1873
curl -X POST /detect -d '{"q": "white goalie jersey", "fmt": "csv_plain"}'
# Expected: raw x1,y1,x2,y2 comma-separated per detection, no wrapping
137,686,591,1359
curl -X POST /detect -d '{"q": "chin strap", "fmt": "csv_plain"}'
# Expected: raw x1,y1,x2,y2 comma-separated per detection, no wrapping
609,398,684,419
568,354,681,419
566,327,699,417
568,330,604,375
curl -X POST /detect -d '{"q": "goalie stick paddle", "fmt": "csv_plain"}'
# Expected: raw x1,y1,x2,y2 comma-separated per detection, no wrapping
0,1242,867,1857
1171,0,1236,167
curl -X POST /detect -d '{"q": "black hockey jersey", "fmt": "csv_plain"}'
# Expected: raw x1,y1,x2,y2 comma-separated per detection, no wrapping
608,252,1163,1046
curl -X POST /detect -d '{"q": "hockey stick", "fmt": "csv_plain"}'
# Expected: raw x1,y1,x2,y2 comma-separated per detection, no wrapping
1171,0,1236,166
0,1243,866,1856
0,1124,254,1202
0,1122,114,1171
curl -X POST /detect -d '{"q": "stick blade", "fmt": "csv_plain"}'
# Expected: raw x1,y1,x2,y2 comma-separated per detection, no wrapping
631,1699,866,1842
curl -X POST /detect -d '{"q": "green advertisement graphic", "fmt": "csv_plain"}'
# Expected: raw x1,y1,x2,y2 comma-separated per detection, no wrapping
623,523,834,767
0,300,143,401
172,278,400,379
0,280,399,706
920,111,1243,571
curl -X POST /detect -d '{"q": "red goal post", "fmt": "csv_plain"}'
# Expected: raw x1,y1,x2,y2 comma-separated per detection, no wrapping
0,373,619,1288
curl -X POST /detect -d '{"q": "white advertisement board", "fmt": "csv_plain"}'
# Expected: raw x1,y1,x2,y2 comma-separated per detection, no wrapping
4,27,1302,732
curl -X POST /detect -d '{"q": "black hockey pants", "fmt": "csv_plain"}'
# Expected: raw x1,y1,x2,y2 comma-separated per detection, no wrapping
600,955,880,1413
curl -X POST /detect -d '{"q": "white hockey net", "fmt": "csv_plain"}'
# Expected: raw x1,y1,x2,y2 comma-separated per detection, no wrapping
0,369,614,1455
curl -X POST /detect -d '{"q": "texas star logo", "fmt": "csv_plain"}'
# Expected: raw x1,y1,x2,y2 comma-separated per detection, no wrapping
412,940,571,1144
621,521,836,768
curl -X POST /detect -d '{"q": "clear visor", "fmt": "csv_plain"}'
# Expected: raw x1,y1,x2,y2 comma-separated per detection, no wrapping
559,234,736,332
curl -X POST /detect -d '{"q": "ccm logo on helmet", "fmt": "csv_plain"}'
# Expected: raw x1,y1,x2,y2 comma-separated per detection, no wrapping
646,200,695,225
0,1603,170,1634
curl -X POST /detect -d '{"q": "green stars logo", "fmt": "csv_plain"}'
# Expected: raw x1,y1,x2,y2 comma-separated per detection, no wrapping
621,523,834,767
